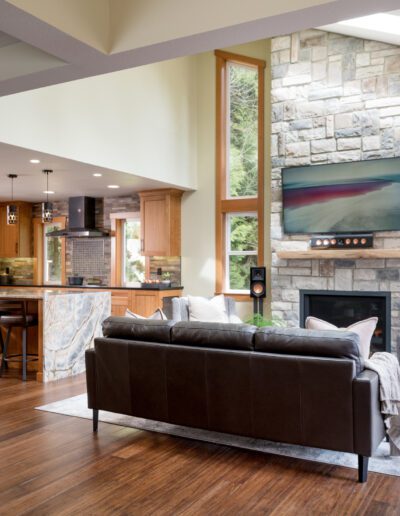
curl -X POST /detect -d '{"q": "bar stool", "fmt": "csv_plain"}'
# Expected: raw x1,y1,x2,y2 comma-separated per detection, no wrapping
0,300,38,381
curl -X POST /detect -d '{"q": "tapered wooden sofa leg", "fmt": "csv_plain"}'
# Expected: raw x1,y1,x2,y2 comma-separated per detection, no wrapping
358,455,369,483
93,409,99,432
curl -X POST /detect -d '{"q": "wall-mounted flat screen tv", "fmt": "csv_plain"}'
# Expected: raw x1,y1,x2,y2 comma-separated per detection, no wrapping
282,157,400,234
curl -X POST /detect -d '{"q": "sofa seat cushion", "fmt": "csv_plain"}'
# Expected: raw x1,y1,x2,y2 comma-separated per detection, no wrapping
102,316,175,344
171,321,256,351
254,326,363,374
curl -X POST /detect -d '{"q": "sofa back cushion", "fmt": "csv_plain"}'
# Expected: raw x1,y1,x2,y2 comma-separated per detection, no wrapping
102,316,174,344
254,326,363,374
171,321,256,351
305,316,377,361
187,294,229,323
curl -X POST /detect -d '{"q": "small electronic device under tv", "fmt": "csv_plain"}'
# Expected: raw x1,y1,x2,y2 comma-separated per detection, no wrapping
282,157,400,234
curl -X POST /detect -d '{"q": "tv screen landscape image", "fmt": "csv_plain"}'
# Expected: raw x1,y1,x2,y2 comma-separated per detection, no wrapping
282,157,400,234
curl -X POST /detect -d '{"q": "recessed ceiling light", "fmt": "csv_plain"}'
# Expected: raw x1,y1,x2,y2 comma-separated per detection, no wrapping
43,190,55,194
93,173,102,177
30,159,40,164
107,185,120,189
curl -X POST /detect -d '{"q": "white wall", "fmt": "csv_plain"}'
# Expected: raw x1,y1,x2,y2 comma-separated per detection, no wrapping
0,56,198,190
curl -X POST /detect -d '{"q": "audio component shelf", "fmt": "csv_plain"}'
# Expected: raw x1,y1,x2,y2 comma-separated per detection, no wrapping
276,249,400,260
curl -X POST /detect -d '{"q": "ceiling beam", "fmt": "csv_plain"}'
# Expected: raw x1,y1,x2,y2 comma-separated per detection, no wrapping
0,0,398,97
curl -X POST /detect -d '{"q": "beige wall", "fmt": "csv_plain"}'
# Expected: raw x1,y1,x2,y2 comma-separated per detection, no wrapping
109,0,331,53
9,0,110,52
0,56,198,190
181,40,271,320
9,0,333,54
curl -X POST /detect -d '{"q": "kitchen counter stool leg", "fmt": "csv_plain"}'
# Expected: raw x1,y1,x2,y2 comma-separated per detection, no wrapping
0,329,11,377
22,328,27,382
0,329,7,370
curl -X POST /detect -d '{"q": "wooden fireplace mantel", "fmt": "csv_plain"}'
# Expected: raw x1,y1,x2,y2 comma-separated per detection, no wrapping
276,249,400,260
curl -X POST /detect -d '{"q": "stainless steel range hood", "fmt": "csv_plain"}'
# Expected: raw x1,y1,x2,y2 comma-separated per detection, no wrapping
46,197,109,238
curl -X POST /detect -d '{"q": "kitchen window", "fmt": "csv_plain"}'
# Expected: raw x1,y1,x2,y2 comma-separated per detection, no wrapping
43,222,63,284
110,212,148,286
122,218,145,285
215,50,265,295
33,216,66,285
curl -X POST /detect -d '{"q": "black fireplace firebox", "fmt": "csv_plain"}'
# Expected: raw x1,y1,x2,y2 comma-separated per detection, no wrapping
300,290,391,353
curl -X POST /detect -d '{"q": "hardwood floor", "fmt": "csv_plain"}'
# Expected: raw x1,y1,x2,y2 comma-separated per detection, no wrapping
1,373,400,516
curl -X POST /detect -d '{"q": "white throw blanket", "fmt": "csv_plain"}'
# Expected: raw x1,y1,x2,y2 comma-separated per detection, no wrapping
365,352,400,456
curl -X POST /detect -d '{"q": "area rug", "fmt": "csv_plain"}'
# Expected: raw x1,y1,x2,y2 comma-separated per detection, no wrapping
36,394,400,477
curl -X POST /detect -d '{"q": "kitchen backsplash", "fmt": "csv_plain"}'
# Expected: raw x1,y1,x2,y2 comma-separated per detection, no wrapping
32,195,182,286
0,258,34,283
149,256,181,285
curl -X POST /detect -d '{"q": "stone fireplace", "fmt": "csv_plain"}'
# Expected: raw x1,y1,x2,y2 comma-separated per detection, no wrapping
270,29,400,356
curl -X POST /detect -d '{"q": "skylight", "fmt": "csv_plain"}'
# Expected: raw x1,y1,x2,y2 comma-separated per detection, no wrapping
320,12,400,46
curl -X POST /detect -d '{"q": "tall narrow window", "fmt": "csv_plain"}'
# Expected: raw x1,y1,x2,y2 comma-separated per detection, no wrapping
43,222,62,284
123,218,145,285
216,50,265,295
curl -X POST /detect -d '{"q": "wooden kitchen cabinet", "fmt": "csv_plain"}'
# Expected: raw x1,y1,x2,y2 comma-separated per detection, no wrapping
110,290,132,316
138,189,183,256
109,288,182,317
0,202,32,258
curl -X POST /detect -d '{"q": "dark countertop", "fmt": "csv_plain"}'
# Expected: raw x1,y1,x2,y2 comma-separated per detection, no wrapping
3,284,184,291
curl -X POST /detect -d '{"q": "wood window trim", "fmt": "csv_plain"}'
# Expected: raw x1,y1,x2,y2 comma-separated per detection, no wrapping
110,212,149,287
33,216,67,285
215,50,265,295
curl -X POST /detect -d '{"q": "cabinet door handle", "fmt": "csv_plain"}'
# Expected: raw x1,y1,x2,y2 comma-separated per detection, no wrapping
15,242,18,255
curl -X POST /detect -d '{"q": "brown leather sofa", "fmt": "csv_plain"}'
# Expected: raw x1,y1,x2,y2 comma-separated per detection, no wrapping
85,317,385,483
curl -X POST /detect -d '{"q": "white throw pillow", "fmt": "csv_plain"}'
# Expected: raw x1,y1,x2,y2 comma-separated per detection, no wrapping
188,294,229,323
125,308,167,320
229,314,243,324
305,316,378,360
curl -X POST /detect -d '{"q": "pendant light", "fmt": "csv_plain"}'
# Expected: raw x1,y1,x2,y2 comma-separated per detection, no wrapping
42,169,54,223
7,174,18,225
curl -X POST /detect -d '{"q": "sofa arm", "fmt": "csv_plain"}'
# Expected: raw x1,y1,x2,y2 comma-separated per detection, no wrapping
85,349,97,409
353,370,385,456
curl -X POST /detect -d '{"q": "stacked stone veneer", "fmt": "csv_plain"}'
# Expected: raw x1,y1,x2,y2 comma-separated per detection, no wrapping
270,30,400,355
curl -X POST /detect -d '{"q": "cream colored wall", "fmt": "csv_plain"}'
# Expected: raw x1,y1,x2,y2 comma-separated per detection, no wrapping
181,40,271,320
8,0,109,52
110,0,331,53
0,56,198,190
9,0,332,54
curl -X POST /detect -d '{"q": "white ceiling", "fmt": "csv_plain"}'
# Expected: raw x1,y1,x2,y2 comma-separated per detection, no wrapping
0,142,171,202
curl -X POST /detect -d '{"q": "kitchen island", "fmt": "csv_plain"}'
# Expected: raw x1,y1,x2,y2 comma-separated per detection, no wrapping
0,289,110,382
2,284,183,317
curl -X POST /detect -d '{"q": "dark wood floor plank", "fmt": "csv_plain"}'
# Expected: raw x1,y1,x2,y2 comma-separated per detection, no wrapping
1,373,400,515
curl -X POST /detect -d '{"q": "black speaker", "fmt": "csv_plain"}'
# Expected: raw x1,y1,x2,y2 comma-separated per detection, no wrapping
250,267,266,299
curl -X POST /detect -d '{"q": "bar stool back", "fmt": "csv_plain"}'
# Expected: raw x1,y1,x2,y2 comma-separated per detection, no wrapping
0,300,38,381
